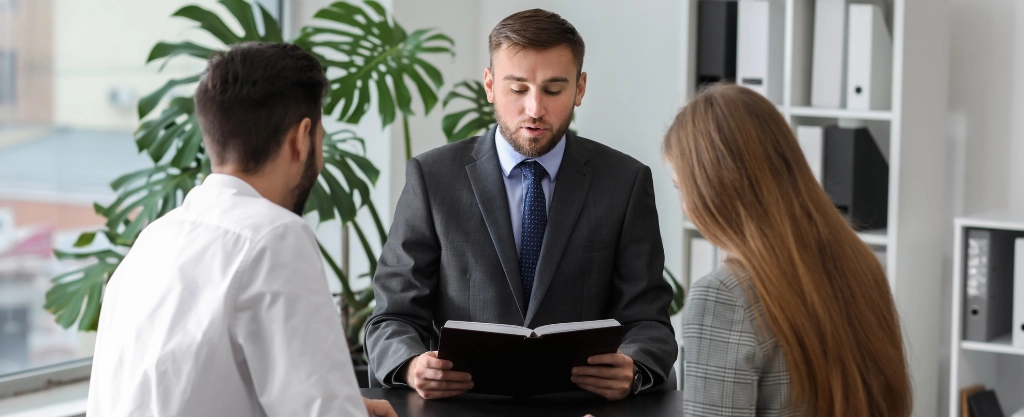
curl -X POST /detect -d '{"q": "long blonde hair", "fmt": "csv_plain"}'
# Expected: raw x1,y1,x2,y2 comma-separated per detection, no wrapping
664,84,911,417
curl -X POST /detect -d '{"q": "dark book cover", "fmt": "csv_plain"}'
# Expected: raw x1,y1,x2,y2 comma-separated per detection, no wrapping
968,389,1005,417
436,320,623,397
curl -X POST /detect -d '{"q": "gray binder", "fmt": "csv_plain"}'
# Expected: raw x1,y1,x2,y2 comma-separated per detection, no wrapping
964,229,1024,342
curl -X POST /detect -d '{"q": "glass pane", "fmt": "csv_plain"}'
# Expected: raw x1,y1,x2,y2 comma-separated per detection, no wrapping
0,0,217,377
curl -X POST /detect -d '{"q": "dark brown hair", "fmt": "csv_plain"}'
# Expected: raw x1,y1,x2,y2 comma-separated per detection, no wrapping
488,9,585,78
663,83,911,417
194,42,327,174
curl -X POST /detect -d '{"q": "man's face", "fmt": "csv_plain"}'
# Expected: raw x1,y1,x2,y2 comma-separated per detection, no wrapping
291,121,324,216
484,45,587,158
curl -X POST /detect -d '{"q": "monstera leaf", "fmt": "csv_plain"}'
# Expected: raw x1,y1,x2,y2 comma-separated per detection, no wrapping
294,0,454,159
442,80,494,142
44,1,399,340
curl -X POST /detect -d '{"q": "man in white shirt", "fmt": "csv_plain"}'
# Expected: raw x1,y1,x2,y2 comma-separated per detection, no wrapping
87,42,394,417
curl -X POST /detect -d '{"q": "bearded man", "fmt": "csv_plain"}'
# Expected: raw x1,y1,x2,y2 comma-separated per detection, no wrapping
365,9,676,402
88,42,395,417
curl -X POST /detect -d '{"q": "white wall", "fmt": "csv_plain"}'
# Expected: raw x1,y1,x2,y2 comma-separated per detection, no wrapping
949,0,1024,217
390,0,688,280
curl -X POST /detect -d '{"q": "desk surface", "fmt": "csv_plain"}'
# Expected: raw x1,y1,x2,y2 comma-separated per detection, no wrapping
360,388,683,417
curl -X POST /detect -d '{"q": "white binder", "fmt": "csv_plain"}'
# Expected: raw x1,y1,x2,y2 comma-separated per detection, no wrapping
811,0,848,108
737,0,784,103
796,126,824,184
845,3,892,110
1013,237,1024,348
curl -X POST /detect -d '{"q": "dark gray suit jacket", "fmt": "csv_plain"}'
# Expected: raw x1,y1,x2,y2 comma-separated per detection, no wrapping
365,127,676,391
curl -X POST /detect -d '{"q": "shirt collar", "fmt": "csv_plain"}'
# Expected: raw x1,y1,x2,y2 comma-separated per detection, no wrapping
495,128,566,181
201,173,263,198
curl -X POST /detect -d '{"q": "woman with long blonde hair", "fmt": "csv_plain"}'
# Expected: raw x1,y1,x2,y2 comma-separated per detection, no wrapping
665,83,911,417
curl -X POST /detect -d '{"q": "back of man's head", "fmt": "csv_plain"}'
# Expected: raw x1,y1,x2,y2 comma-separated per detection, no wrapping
488,9,585,79
195,42,327,174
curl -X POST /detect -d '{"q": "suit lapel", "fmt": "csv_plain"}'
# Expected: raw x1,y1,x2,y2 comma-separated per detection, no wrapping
466,127,526,319
524,134,592,326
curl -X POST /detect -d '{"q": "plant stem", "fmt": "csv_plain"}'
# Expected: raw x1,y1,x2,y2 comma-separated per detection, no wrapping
403,114,412,160
351,221,378,278
366,199,388,243
319,242,356,306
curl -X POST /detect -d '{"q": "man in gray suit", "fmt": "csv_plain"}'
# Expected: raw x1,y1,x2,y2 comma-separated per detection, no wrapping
365,8,675,401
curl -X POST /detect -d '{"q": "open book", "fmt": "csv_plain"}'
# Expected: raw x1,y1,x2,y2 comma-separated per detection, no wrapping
436,319,623,397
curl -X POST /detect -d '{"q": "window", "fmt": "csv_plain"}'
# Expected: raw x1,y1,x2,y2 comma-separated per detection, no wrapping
0,51,14,105
0,0,224,392
0,0,295,397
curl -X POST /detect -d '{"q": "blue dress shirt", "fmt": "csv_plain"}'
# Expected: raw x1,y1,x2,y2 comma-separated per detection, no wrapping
494,129,566,252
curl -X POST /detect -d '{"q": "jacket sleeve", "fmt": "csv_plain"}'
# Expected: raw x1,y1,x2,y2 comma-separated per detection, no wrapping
364,157,442,387
612,165,678,392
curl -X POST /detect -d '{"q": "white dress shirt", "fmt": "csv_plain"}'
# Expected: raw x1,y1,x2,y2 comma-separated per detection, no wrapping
87,174,365,417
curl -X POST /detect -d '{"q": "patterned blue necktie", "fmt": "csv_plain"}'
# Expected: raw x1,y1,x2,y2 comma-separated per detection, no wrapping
518,160,547,308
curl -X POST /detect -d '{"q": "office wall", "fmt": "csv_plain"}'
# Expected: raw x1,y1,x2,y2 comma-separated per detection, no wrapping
949,0,1024,217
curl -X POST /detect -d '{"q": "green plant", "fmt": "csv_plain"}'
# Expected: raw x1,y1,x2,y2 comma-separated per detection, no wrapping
295,1,454,160
441,80,494,143
441,81,688,314
43,0,453,357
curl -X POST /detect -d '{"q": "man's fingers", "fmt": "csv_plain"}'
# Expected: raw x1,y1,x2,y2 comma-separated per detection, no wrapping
573,365,631,380
423,356,454,370
571,375,623,390
363,399,398,417
587,353,630,366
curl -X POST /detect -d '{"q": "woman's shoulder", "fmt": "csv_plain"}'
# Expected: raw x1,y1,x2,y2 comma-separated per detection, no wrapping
688,263,754,308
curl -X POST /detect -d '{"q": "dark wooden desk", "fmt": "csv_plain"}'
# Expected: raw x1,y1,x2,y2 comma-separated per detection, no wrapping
360,388,683,417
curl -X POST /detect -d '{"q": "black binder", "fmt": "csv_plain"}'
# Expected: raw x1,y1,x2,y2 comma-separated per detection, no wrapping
696,0,737,89
823,126,889,230
964,228,1024,342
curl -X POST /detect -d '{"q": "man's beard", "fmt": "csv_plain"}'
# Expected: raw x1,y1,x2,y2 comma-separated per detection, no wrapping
290,135,319,216
496,107,573,158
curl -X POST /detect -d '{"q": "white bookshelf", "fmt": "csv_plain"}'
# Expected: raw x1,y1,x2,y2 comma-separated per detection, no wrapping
678,0,949,415
788,106,893,121
948,213,1024,417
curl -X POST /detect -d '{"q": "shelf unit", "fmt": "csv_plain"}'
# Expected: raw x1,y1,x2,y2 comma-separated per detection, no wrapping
948,212,1024,417
678,0,949,415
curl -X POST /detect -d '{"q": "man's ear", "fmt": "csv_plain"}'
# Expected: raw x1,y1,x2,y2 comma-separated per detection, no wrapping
575,71,588,107
288,117,314,163
483,67,495,104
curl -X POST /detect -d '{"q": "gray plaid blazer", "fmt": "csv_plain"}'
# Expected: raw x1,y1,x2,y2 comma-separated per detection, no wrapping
682,264,798,416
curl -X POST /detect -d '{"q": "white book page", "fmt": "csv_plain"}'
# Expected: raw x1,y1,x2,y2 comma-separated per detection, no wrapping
444,321,533,337
533,319,621,336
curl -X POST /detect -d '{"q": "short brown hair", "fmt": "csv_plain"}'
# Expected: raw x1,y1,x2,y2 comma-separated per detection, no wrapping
488,9,585,78
195,42,327,174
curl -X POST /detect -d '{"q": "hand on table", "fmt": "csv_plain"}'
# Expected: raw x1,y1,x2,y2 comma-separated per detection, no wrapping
362,397,397,417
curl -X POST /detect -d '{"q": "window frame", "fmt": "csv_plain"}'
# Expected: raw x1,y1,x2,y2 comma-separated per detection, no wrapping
0,358,91,399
